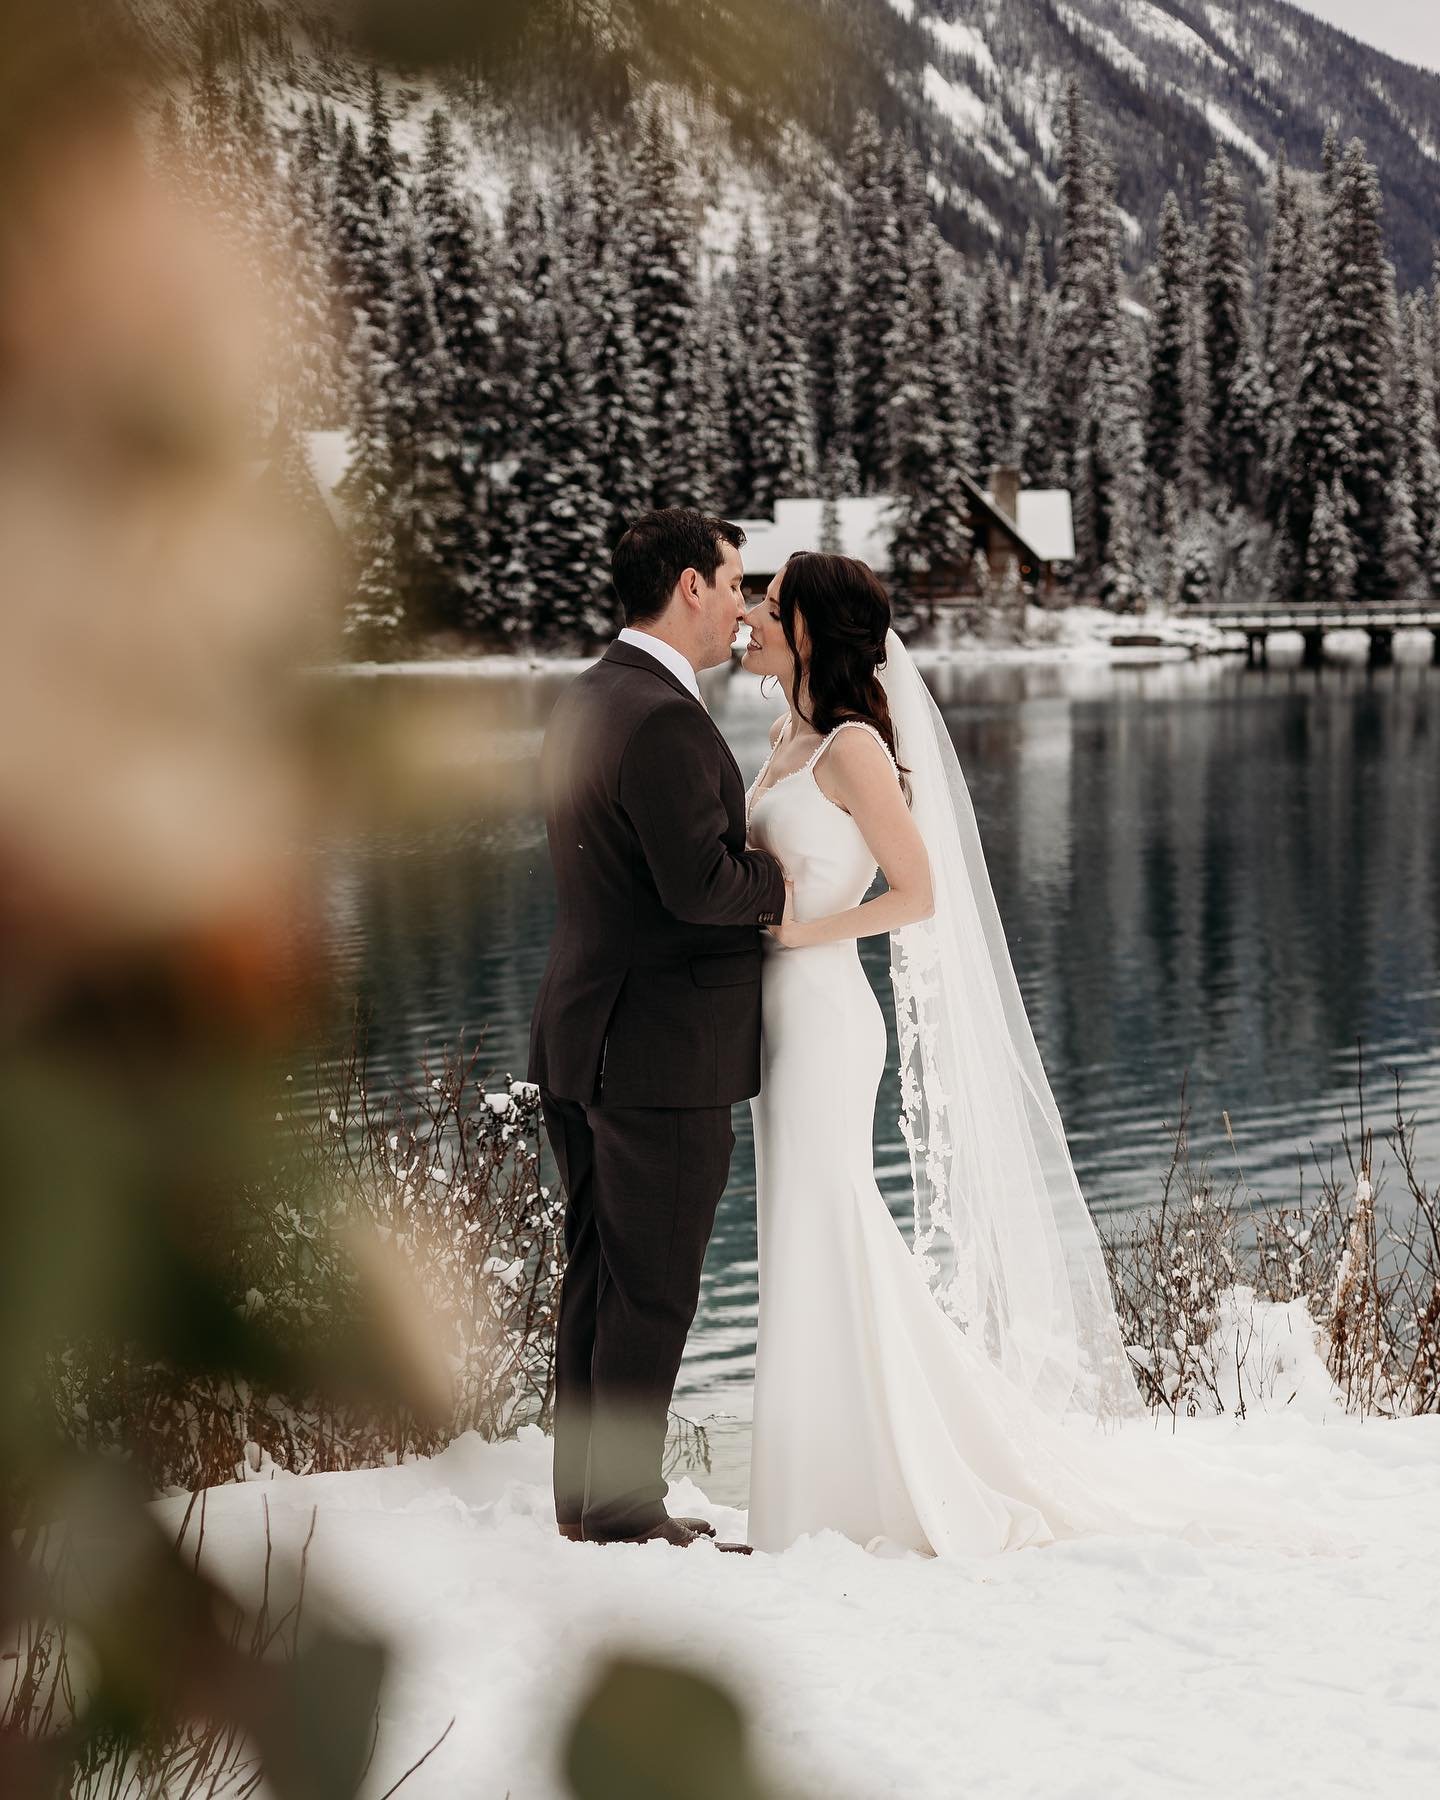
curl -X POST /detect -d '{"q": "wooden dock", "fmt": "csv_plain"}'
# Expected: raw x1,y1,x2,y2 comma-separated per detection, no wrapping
1183,603,1440,667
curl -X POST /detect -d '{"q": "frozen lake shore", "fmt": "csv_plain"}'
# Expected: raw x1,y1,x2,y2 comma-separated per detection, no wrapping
318,609,1439,678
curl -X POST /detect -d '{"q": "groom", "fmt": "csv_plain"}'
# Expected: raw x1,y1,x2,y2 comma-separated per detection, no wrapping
529,508,786,1549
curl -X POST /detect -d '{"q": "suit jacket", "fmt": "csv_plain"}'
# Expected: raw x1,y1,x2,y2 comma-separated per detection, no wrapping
528,640,786,1108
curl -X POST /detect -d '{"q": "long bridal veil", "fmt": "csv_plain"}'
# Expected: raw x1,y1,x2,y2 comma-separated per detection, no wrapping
869,631,1345,1554
878,629,1143,1426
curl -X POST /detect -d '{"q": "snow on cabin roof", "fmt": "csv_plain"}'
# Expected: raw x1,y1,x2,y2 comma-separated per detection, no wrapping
303,429,355,523
285,443,1076,571
984,487,1075,563
738,488,1074,577
735,497,897,577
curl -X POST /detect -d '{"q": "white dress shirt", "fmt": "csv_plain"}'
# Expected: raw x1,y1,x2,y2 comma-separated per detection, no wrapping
616,627,703,705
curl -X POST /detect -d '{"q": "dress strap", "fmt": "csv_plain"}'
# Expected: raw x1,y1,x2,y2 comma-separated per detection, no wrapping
809,718,900,778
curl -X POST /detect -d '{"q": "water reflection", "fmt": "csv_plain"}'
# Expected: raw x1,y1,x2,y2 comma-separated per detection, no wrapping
302,648,1440,1422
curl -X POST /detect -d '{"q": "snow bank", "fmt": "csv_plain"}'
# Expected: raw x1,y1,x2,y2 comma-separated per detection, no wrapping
155,1414,1440,1798
311,613,1434,679
309,654,596,677
916,603,1245,666
1205,1286,1346,1421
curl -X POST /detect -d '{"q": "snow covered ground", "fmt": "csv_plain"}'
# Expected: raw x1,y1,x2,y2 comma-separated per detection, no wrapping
923,609,1440,668
920,602,1245,664
158,1414,1440,1799
318,606,1238,678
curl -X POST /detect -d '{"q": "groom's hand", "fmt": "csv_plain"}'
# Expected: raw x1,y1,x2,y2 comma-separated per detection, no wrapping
766,879,811,950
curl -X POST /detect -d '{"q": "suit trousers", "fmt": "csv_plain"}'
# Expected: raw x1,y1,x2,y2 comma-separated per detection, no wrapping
540,1089,734,1540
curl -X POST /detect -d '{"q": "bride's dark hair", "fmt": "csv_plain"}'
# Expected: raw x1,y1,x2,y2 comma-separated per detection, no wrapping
777,551,909,788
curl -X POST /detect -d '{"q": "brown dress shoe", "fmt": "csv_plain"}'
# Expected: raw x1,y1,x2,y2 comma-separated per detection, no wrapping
562,1514,711,1543
595,1515,752,1554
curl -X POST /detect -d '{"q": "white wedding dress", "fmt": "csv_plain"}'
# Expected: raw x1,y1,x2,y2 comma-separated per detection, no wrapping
746,721,1119,1554
743,665,1339,1560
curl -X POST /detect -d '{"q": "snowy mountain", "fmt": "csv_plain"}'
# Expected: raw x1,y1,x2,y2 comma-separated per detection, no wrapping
121,0,1440,641
868,0,1440,286
127,1,1439,285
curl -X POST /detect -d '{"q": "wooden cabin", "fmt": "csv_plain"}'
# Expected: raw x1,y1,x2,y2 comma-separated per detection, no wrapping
736,466,1075,608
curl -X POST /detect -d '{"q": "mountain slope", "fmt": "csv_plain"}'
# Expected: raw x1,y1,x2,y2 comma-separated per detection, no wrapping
127,0,1440,284
879,0,1440,285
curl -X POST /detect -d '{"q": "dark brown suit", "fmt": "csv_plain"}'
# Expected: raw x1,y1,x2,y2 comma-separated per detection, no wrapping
528,640,784,1538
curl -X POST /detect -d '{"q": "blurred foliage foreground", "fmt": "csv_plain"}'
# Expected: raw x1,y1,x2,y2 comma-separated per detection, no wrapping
0,3,785,1795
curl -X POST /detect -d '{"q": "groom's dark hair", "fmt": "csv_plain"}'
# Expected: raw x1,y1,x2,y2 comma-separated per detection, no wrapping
613,508,747,626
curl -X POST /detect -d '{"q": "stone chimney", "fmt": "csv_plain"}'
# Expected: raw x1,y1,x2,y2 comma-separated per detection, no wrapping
990,464,1020,524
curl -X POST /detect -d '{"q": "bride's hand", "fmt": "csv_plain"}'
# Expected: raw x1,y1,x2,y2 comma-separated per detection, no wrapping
767,880,813,949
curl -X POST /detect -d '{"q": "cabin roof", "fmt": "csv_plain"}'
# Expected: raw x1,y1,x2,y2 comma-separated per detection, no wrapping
733,497,896,577
737,484,1074,577
291,438,1078,574
993,486,1076,563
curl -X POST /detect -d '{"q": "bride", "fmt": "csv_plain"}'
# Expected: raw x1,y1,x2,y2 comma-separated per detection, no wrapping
739,551,1325,1558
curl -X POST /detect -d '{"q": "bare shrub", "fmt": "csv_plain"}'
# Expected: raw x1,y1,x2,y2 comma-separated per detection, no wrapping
41,1016,563,1494
1103,1049,1440,1421
1251,1057,1440,1416
1099,1075,1243,1416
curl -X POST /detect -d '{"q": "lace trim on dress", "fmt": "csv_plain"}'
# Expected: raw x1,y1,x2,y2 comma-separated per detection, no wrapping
744,720,792,827
747,718,901,828
811,719,899,774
